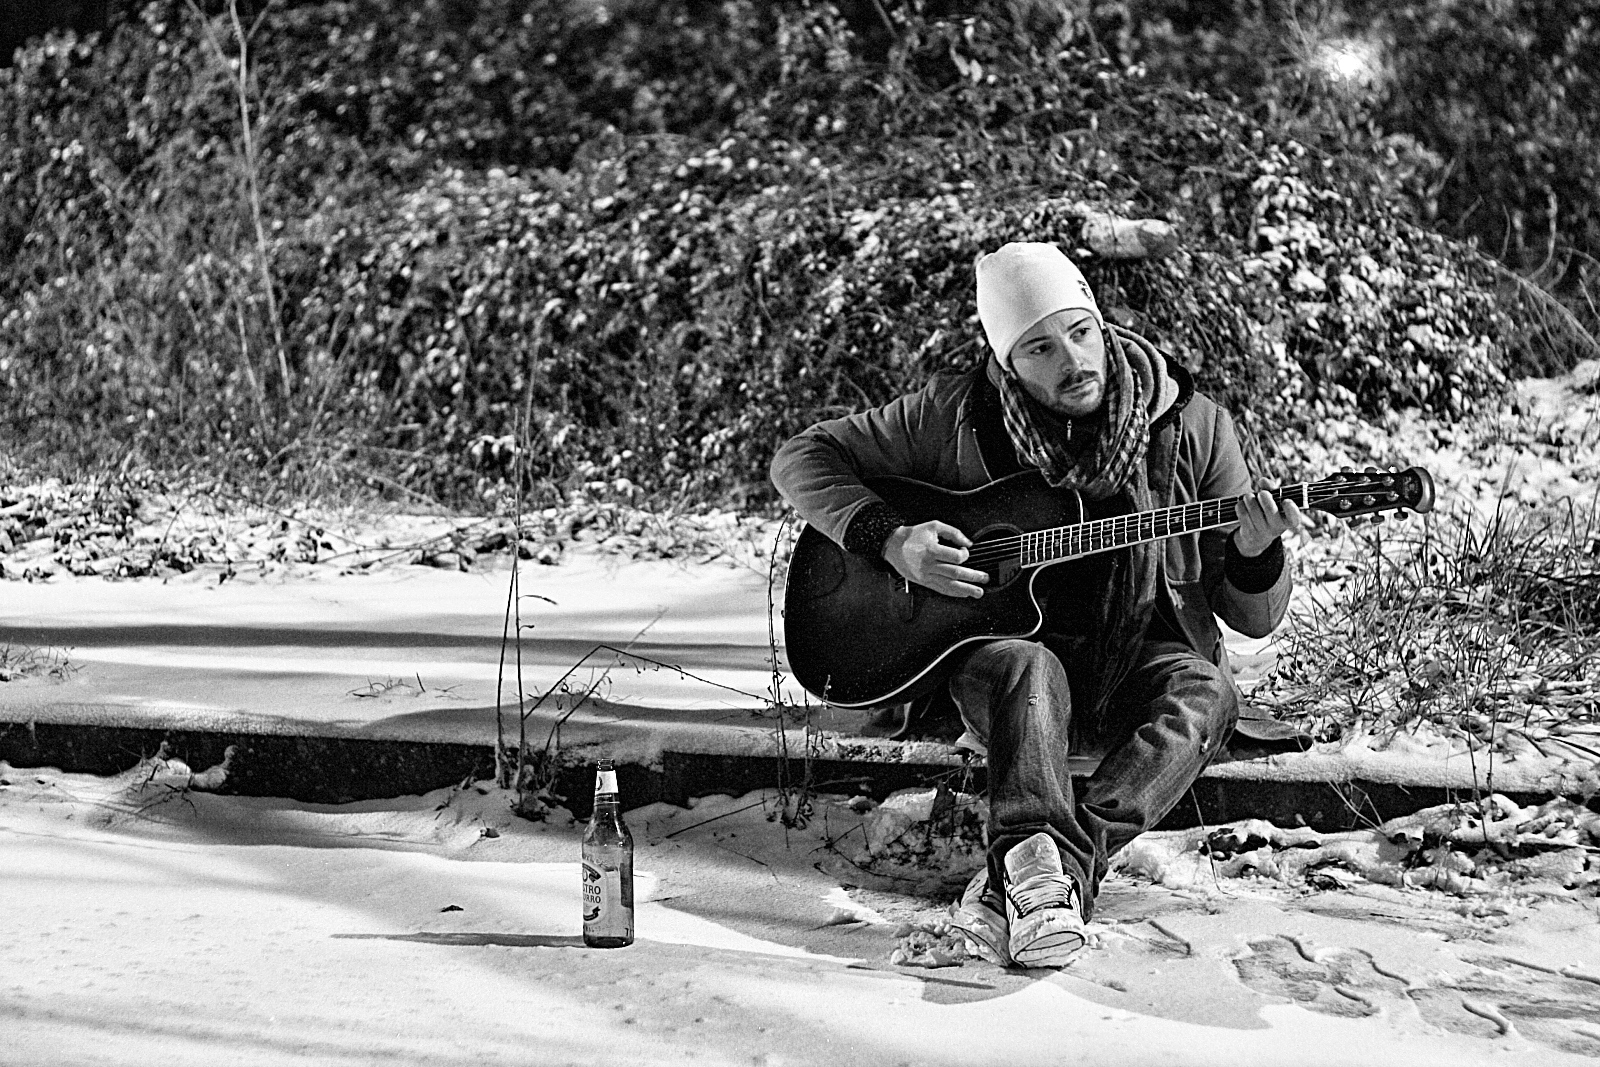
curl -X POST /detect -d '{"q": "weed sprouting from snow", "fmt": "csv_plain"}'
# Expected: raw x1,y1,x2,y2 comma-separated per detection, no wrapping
0,643,75,682
764,514,821,831
347,674,457,699
75,740,239,829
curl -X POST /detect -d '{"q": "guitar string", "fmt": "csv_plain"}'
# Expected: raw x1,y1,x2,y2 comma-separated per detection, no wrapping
960,479,1399,565
955,478,1411,568
960,479,1400,566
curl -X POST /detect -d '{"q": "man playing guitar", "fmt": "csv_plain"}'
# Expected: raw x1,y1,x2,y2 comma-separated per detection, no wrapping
770,243,1303,968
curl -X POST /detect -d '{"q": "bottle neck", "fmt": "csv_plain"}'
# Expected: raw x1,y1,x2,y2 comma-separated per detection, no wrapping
589,795,624,829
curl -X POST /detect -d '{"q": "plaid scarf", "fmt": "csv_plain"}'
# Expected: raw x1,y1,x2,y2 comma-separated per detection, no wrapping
997,324,1153,501
996,324,1166,721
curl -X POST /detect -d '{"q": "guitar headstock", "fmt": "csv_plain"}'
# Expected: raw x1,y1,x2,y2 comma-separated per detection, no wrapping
1307,466,1435,525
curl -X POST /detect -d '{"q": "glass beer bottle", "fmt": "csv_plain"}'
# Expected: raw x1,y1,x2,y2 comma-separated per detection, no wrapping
581,757,634,948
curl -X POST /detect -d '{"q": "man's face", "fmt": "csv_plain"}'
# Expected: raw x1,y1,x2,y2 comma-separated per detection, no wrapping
1005,309,1106,419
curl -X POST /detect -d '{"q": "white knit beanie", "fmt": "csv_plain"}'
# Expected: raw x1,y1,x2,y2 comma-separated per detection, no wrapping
975,243,1103,364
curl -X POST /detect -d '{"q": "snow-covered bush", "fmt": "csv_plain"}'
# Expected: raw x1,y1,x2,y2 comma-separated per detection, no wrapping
0,0,1521,505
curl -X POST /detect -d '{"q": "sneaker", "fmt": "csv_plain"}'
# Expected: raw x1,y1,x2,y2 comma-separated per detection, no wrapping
1003,832,1087,968
950,867,1010,967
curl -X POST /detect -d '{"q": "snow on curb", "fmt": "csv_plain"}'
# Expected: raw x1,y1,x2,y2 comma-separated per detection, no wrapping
1206,728,1600,795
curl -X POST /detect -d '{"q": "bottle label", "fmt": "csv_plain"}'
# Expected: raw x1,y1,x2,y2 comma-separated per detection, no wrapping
594,768,618,799
581,860,629,939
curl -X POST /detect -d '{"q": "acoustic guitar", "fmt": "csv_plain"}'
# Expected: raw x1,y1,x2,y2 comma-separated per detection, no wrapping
782,466,1434,708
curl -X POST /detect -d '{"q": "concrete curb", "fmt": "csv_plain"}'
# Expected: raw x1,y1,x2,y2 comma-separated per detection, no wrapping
2,717,1585,831
3,563,1595,830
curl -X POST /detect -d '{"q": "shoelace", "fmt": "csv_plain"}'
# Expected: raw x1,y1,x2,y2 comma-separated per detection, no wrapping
1007,873,1079,917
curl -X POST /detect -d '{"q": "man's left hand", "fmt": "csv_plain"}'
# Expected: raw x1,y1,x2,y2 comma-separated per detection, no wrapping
1232,488,1304,558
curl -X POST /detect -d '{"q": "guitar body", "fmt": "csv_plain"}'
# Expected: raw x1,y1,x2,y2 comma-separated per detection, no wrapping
782,463,1434,710
783,469,1096,709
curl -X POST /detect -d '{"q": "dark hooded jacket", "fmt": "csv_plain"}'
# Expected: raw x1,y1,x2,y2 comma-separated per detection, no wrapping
769,349,1292,704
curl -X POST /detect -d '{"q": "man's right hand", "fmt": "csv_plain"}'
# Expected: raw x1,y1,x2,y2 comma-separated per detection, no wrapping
882,521,989,599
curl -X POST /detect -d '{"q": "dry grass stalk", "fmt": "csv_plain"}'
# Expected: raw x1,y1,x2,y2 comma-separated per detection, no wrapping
182,0,291,405
1258,494,1600,750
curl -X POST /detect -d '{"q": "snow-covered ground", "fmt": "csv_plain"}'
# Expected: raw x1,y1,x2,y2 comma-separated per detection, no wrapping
5,761,1600,1066
3,365,1599,1065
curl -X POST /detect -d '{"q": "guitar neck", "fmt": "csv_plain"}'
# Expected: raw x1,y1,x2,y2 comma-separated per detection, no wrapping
1022,483,1312,567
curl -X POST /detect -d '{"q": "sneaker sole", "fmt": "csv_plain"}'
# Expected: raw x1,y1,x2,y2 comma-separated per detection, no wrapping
1012,929,1086,968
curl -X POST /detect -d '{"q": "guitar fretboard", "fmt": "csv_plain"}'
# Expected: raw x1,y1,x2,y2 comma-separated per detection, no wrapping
1020,483,1314,567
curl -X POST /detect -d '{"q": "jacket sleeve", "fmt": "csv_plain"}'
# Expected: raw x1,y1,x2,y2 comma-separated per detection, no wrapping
1195,404,1293,638
769,383,955,551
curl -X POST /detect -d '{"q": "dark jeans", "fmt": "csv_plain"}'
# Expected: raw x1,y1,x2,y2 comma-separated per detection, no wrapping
948,636,1237,921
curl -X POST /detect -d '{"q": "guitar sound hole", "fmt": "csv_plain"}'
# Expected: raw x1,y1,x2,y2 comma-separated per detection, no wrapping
970,524,1024,588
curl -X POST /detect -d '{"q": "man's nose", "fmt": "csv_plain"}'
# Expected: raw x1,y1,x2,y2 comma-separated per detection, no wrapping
1063,344,1096,373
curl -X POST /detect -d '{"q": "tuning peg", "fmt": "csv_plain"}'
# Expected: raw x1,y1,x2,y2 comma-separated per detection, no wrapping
1365,466,1380,474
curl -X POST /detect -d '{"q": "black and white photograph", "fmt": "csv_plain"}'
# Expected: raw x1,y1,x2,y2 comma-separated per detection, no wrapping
2,1,1598,1063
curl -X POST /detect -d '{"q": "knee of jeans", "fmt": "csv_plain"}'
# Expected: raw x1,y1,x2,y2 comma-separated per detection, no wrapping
1196,681,1239,753
1216,679,1239,725
968,638,1060,684
1166,661,1236,749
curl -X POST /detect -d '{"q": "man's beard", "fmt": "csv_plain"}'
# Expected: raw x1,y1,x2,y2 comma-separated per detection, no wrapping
1034,374,1102,418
